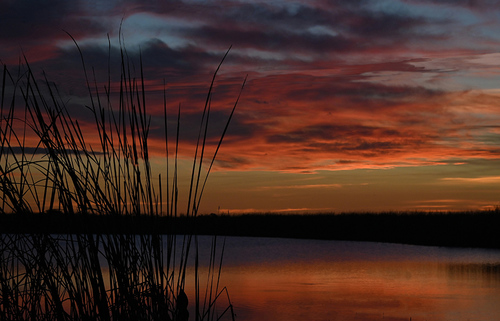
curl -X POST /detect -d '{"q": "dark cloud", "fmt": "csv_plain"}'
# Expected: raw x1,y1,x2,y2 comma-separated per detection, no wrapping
175,2,335,34
214,156,252,169
188,26,357,54
0,0,108,60
170,1,444,58
165,109,253,144
305,141,405,157
265,120,435,159
39,38,205,81
4,147,48,156
403,0,500,10
343,9,426,37
0,1,71,41
267,124,376,144
242,71,444,113
349,140,402,151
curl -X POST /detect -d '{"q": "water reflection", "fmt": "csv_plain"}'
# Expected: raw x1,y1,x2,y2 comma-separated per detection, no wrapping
3,234,499,321
199,237,500,321
445,263,500,285
0,234,233,321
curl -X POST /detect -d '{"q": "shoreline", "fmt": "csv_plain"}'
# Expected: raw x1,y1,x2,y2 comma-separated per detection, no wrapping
1,211,499,249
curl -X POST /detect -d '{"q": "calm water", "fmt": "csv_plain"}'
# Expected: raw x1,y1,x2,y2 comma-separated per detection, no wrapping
190,236,500,321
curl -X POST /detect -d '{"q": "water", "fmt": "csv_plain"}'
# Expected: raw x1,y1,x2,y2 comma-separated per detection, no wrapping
193,236,500,321
2,234,499,320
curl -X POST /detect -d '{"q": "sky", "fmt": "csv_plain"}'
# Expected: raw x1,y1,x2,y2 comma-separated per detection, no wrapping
2,0,500,213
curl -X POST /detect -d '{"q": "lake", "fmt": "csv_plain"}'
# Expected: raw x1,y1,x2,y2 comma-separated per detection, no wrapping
2,234,499,320
189,236,500,321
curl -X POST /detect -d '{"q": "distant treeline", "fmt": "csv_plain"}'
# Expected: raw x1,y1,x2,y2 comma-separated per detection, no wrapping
1,211,499,249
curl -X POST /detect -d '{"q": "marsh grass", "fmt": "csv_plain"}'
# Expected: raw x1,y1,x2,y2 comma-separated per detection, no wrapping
0,34,244,320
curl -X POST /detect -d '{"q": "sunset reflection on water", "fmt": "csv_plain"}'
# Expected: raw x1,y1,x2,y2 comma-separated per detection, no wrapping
189,237,500,321
4,234,498,320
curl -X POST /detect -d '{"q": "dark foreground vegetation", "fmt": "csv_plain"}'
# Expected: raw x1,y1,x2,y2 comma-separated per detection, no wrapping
195,211,500,249
0,33,243,320
2,210,499,249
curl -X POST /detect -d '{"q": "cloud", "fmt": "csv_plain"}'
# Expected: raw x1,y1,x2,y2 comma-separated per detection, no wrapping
3,0,500,175
404,0,500,10
260,183,344,190
441,176,500,183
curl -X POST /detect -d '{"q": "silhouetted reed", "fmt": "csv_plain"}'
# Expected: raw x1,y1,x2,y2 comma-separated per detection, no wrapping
0,33,244,320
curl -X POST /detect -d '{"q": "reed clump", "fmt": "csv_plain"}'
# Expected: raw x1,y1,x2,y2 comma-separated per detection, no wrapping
0,34,244,320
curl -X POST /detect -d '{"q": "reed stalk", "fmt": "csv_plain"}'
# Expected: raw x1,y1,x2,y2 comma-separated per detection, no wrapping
0,34,243,320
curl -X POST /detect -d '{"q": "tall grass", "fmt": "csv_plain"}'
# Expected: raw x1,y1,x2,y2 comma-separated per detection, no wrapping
0,34,244,320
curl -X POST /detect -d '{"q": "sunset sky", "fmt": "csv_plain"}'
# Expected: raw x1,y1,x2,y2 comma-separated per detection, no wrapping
2,0,500,213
